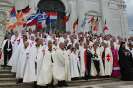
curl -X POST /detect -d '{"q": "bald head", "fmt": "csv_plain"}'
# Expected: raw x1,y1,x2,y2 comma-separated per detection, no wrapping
59,42,65,50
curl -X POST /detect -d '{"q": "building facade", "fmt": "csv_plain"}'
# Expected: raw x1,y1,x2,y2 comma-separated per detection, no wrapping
63,0,128,37
0,0,129,38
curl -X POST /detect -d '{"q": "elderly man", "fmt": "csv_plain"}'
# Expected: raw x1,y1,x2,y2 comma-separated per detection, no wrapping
53,41,70,87
37,40,55,87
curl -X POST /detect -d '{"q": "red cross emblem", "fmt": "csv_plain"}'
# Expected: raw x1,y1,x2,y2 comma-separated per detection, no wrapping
106,54,111,62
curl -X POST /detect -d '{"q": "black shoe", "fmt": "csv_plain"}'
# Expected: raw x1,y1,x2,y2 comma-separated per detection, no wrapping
62,81,68,87
16,79,23,84
58,82,63,87
63,82,68,87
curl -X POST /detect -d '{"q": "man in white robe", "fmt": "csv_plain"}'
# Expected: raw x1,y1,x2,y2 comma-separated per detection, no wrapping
23,38,43,83
8,32,22,72
16,35,31,83
104,43,113,76
53,42,70,86
23,38,44,87
70,47,80,79
90,44,105,77
37,40,55,87
79,43,85,77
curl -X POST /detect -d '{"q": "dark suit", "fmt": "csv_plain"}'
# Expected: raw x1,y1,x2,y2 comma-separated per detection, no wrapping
119,48,133,81
3,40,12,66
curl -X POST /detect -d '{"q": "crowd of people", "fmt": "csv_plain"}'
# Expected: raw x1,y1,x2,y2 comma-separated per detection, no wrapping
0,29,133,88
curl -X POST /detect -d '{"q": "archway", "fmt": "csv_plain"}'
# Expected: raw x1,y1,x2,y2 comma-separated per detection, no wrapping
37,0,66,33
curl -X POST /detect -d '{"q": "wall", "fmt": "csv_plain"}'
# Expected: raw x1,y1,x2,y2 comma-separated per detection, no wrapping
63,0,128,37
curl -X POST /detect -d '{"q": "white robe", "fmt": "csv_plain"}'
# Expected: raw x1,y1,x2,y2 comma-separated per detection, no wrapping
53,49,70,81
79,46,85,77
8,37,22,72
70,52,80,78
23,46,36,83
31,45,44,80
90,48,105,76
16,45,31,79
104,47,113,76
37,50,55,86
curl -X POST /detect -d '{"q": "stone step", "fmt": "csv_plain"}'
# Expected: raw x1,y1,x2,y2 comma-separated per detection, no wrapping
0,69,12,74
69,78,120,83
0,73,15,78
0,83,33,88
0,78,16,82
0,67,12,71
0,82,18,87
68,79,120,87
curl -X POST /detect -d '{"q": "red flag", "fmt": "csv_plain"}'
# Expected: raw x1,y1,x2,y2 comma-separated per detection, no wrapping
63,14,70,24
93,17,99,32
88,16,94,23
26,19,37,26
73,19,78,32
22,6,31,14
36,22,43,30
47,12,58,19
10,7,16,17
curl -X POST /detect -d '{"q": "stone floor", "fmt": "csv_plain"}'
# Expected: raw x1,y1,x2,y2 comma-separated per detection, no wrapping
0,66,133,88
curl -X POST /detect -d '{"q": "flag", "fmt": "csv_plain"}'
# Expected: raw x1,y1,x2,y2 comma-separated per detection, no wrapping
46,16,56,24
47,12,58,20
10,7,16,17
36,22,43,30
16,12,25,26
103,20,109,32
81,17,87,28
93,17,99,32
88,16,94,23
25,11,47,26
10,7,17,23
73,19,78,32
37,12,47,22
26,14,38,26
63,13,70,24
21,6,31,14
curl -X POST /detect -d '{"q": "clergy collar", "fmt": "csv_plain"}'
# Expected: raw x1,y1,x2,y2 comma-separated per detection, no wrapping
48,48,52,52
36,45,42,48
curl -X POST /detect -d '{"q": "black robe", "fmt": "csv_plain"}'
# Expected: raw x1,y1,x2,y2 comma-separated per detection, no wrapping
84,49,92,79
119,48,133,81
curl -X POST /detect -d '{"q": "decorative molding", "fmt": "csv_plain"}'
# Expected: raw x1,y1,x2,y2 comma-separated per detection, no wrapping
108,0,126,10
85,10,102,17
